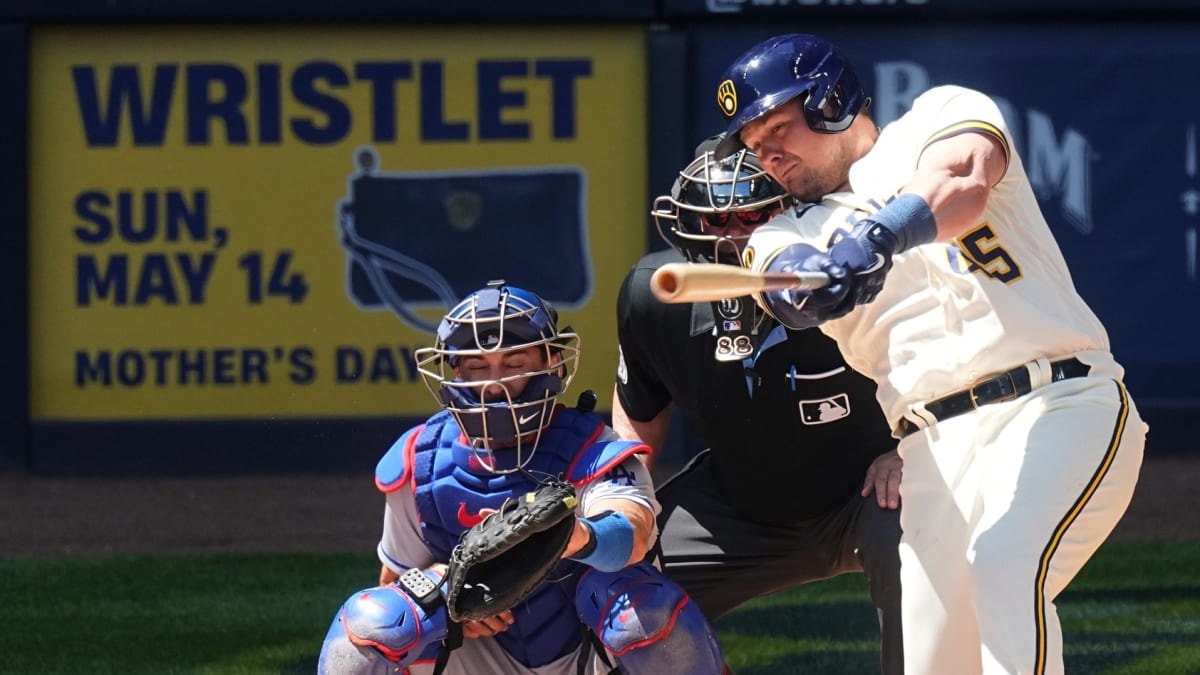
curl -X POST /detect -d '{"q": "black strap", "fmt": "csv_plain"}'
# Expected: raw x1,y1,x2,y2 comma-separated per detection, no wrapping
431,621,463,675
576,389,598,413
896,357,1090,438
578,626,619,675
398,567,444,614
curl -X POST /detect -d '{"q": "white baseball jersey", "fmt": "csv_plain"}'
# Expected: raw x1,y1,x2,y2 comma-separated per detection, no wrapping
746,85,1120,425
747,83,1146,675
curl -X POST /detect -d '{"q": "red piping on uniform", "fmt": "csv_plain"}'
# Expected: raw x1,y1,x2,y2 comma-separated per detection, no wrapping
375,424,424,493
568,440,651,488
594,581,688,655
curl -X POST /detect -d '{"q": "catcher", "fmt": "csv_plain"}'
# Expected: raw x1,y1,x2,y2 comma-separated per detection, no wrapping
318,282,727,675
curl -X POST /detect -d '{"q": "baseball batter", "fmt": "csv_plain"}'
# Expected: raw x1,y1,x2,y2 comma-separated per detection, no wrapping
318,283,727,675
715,34,1147,675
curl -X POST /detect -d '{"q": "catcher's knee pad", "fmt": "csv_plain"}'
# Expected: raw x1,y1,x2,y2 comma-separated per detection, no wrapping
575,562,725,675
318,574,448,674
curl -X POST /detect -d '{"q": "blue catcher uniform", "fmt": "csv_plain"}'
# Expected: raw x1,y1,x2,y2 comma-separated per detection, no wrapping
319,406,726,675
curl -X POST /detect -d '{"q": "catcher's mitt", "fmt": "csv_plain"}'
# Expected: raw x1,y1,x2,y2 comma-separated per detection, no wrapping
445,479,579,622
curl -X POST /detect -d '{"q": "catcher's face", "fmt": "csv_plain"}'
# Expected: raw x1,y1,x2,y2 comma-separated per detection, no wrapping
454,346,552,401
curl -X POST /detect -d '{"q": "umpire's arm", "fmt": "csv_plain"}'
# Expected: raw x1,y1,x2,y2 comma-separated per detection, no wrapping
611,389,670,469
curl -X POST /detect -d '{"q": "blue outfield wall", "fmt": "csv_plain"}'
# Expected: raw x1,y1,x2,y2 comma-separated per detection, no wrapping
0,0,657,22
5,6,1198,475
0,24,29,471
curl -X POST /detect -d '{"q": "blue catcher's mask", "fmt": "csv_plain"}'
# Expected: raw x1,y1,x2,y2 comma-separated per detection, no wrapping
713,33,870,159
414,284,580,474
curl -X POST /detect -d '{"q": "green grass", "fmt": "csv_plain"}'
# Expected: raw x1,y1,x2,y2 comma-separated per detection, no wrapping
0,542,1196,674
715,542,1200,675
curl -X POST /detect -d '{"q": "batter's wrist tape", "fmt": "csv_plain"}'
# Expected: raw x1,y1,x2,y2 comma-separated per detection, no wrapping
870,193,938,253
568,510,635,572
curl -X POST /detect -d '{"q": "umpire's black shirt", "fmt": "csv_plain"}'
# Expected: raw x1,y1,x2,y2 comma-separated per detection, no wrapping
616,249,896,525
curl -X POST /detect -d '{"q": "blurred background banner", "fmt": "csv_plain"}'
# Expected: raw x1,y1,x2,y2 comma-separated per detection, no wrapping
29,25,647,422
5,9,1197,474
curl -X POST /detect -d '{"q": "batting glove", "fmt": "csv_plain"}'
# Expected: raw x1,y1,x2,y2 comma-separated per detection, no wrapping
828,193,939,307
762,243,851,329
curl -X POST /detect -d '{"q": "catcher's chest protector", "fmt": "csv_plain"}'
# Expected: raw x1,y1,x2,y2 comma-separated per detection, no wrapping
401,407,616,668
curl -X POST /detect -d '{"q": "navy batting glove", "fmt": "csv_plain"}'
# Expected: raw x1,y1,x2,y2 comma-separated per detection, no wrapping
827,194,939,308
826,220,895,308
763,243,851,329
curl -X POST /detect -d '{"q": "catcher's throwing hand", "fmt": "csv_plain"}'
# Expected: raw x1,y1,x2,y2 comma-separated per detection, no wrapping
423,562,514,638
461,610,515,638
862,449,902,510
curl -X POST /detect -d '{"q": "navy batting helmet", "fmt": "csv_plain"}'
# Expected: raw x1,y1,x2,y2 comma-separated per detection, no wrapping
713,34,869,159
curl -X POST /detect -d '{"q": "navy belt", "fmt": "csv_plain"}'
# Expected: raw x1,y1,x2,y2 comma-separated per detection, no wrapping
895,357,1091,439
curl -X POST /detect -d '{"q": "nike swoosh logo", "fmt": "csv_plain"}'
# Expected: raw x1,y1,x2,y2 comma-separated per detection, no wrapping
457,502,485,528
518,412,539,425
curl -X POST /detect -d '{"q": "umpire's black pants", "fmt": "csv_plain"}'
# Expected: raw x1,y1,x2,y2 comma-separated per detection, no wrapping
653,449,904,675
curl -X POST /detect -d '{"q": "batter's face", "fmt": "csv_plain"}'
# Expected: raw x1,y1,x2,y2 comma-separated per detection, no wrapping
455,346,550,401
739,99,855,202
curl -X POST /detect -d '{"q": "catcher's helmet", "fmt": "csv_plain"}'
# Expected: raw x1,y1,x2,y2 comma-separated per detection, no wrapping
652,137,792,264
415,282,579,473
713,33,869,159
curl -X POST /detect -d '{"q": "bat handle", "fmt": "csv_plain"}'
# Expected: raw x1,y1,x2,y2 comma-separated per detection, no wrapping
763,271,831,292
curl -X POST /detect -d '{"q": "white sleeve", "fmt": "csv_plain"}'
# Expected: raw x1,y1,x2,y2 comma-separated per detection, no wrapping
576,446,659,550
377,489,436,575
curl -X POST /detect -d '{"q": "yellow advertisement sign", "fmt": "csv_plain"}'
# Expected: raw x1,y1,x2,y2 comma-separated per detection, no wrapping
30,25,647,420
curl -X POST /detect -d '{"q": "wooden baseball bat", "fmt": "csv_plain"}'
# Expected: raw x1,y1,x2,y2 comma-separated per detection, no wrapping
650,262,830,304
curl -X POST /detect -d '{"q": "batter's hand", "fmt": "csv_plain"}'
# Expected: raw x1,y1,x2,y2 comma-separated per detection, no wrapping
827,219,895,308
761,242,852,329
862,449,902,510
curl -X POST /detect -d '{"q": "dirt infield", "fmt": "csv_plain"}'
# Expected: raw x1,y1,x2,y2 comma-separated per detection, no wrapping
0,453,1196,557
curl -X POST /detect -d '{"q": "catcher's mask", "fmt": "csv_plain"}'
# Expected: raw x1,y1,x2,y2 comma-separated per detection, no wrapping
415,283,580,473
652,145,792,264
713,33,870,159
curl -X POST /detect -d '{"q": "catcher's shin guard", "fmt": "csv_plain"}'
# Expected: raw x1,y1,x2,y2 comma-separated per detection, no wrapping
575,562,725,675
318,571,449,674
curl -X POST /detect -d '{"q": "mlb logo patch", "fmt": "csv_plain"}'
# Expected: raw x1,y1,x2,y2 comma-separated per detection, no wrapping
799,394,851,425
722,320,742,331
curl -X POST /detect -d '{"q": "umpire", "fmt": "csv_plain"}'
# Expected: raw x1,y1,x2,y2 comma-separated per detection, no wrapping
612,139,904,674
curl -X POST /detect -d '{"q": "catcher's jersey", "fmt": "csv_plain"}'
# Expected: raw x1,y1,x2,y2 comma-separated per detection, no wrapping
746,85,1120,424
378,425,657,574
